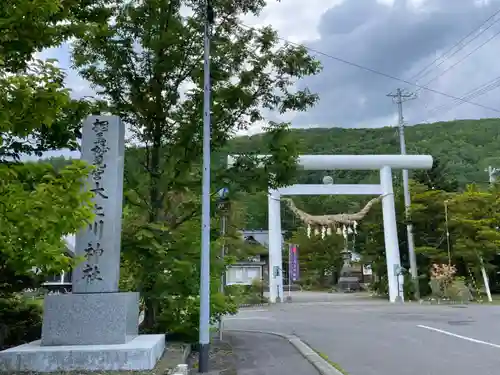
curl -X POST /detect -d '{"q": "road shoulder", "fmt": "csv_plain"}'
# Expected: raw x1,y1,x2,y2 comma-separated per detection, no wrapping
225,330,345,375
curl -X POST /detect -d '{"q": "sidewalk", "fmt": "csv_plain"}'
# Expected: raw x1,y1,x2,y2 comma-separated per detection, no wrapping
224,331,319,375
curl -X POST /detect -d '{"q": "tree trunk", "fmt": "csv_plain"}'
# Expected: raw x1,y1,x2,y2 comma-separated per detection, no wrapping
141,297,157,332
148,133,162,223
319,269,326,288
142,125,163,331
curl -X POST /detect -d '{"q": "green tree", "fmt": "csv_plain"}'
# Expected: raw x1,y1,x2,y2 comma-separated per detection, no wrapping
411,183,452,264
1,0,110,160
0,0,109,294
0,162,94,296
413,158,459,192
1,0,111,72
0,59,103,160
289,228,344,289
410,182,500,297
72,0,321,331
0,0,111,348
447,185,500,274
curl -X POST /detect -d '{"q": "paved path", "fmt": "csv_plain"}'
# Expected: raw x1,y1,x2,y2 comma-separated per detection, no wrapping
224,331,319,375
224,292,500,375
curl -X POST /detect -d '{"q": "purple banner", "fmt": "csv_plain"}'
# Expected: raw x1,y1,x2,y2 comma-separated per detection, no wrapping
289,244,299,282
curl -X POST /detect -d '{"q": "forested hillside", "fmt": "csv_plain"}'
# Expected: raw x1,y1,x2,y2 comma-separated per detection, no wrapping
45,118,500,186
224,118,500,186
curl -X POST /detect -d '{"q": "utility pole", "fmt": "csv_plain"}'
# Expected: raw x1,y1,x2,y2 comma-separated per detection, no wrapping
485,166,498,184
483,166,497,303
387,88,420,300
199,0,214,372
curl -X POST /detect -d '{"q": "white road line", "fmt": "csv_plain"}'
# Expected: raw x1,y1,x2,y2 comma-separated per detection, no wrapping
417,324,500,349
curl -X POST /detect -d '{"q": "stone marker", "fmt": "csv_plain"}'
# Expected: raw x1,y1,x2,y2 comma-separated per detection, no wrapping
0,115,165,372
41,115,137,347
73,115,125,293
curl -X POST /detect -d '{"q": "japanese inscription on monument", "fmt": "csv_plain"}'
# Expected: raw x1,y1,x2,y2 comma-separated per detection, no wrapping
73,115,125,294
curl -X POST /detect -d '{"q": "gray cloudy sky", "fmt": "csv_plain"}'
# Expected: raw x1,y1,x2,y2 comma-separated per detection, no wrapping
42,0,500,134
290,0,500,128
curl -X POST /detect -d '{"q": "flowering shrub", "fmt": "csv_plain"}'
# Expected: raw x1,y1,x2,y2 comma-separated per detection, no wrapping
429,263,457,298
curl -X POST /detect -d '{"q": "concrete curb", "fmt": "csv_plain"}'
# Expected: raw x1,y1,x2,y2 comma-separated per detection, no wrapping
225,329,345,375
238,303,270,308
169,344,191,375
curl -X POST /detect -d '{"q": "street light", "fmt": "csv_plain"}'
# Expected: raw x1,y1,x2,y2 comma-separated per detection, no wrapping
199,0,214,372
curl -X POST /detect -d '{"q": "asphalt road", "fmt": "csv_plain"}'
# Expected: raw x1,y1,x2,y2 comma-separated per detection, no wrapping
224,331,319,375
223,292,500,375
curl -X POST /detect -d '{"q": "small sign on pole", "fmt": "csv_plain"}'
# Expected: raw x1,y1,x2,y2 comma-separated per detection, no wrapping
289,244,299,282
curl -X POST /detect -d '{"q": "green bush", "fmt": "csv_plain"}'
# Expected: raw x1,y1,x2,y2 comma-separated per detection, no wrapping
403,273,415,301
369,276,388,297
152,292,238,343
0,296,42,350
225,279,266,305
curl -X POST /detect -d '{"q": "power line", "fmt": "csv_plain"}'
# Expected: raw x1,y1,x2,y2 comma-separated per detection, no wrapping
429,79,500,117
409,7,500,83
421,28,500,88
422,74,500,121
239,23,500,114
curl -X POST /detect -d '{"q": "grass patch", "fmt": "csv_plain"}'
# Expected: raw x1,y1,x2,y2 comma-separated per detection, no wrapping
316,352,348,374
188,338,237,375
471,293,500,305
296,335,348,374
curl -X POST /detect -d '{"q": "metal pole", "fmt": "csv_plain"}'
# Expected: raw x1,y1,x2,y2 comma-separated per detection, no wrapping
199,1,213,371
483,168,495,302
388,88,419,300
268,190,283,303
444,200,451,266
288,244,291,300
218,214,226,340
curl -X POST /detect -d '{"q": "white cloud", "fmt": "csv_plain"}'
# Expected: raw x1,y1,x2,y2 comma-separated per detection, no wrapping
32,0,500,144
34,1,332,142
242,0,343,42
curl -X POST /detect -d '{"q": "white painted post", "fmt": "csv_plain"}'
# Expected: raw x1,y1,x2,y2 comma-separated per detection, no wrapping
268,189,284,303
480,258,493,302
380,166,404,303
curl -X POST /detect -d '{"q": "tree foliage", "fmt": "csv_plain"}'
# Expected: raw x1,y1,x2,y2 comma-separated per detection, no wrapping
0,0,109,297
289,228,344,289
1,0,111,72
1,162,93,282
225,118,500,187
447,185,500,269
72,0,322,331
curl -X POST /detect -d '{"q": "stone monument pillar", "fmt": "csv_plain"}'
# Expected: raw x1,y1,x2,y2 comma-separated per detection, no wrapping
41,115,139,346
0,115,165,372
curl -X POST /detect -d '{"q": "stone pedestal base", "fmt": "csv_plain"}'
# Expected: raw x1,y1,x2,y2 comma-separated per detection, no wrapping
0,335,165,372
42,292,139,346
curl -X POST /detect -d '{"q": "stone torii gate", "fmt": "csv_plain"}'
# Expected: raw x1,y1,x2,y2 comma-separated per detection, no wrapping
228,154,433,304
